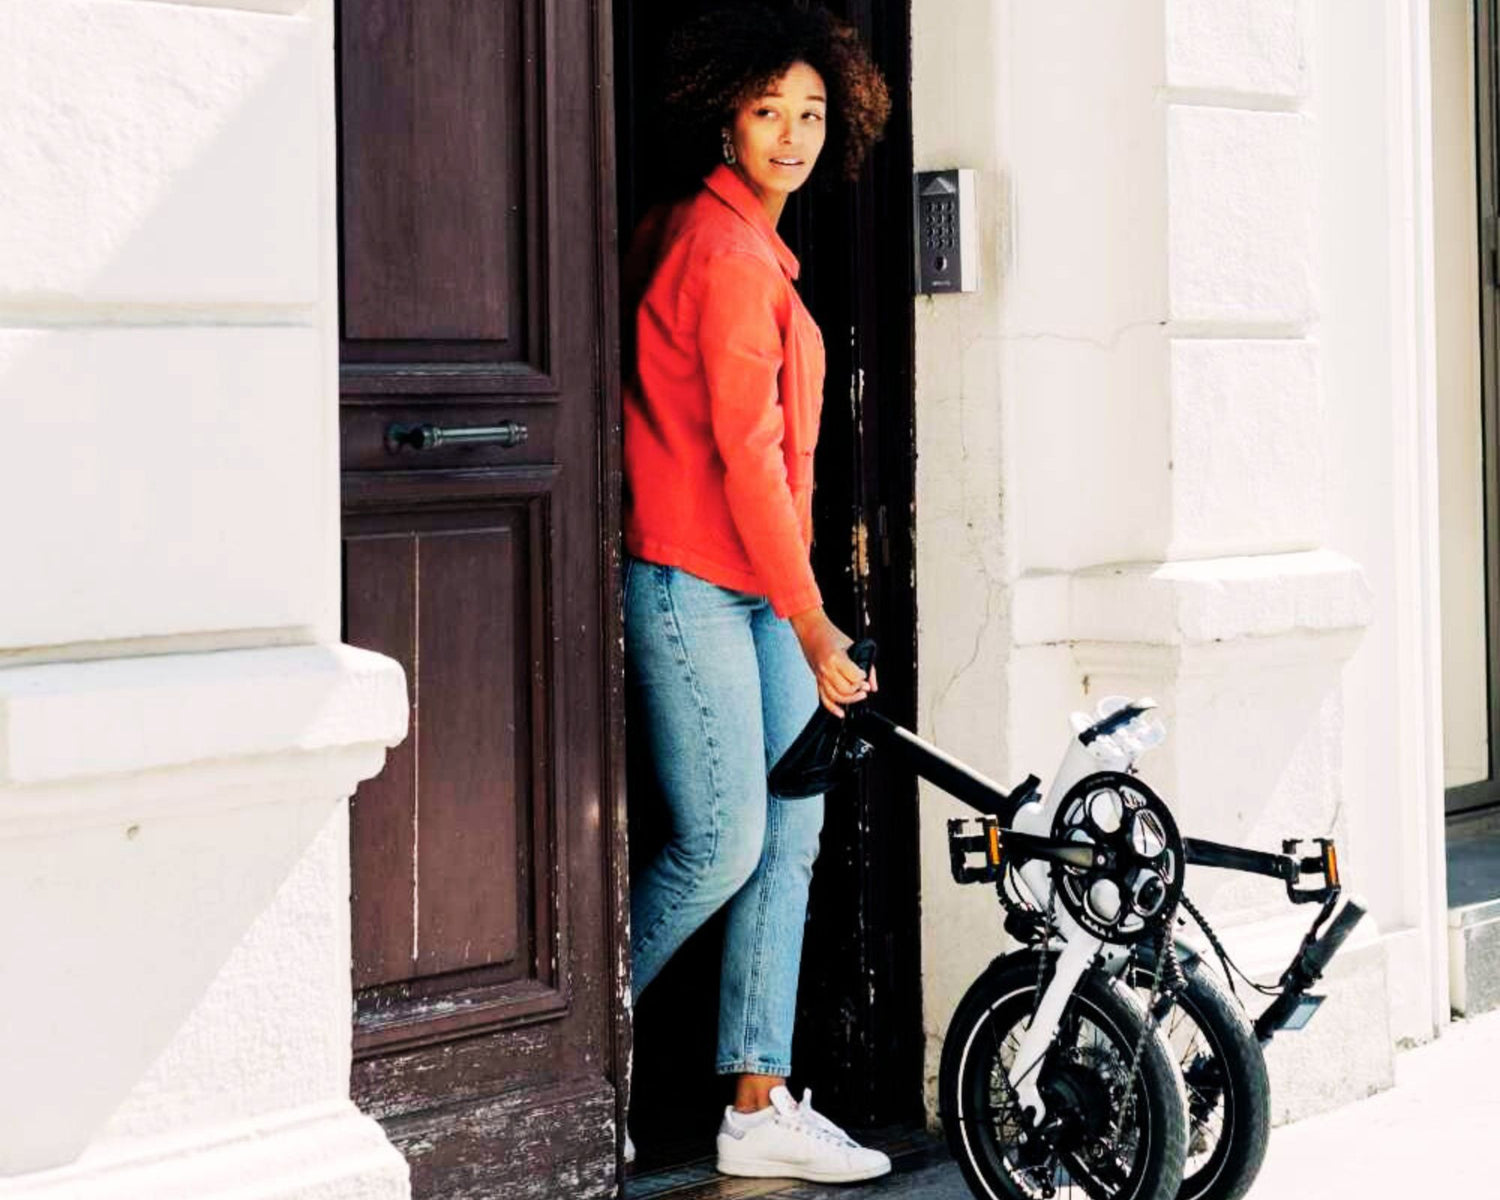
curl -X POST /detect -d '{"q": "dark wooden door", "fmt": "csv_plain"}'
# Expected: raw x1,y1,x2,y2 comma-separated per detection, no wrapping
615,0,920,1168
335,3,625,1198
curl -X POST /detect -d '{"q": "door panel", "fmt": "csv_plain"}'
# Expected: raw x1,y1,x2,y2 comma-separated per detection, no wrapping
341,0,529,346
345,471,569,1052
337,0,623,1194
339,0,560,388
405,522,524,976
345,502,543,992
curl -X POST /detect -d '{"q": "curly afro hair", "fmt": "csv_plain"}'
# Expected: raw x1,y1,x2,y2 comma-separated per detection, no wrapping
652,1,891,199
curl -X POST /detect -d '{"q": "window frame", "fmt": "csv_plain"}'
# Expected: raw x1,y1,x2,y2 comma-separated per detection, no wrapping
1451,0,1500,816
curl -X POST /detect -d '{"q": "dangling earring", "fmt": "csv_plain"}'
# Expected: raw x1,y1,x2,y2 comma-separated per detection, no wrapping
721,128,736,166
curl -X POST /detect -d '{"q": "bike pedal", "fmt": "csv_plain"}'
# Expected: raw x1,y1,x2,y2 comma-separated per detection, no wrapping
947,816,1004,884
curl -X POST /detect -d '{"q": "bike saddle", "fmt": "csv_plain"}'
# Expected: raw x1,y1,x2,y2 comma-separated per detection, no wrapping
768,639,878,799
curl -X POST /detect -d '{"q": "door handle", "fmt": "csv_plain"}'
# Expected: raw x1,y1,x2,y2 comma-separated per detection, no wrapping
385,421,529,453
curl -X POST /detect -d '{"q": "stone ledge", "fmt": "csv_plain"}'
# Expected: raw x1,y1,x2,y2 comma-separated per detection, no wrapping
1012,549,1372,647
1450,900,1500,1017
2,1102,408,1200
0,643,407,787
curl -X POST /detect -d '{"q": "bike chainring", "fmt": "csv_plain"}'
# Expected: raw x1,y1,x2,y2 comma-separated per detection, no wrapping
1050,772,1184,945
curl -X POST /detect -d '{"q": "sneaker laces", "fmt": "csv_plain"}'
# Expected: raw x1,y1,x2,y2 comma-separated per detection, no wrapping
794,1089,860,1148
764,1086,852,1148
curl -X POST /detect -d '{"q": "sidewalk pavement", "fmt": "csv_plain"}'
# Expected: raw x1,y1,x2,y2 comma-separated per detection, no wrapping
775,1007,1500,1199
1243,1007,1500,1197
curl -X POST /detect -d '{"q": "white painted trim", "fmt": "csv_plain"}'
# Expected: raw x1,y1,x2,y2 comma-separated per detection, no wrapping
1011,550,1372,647
133,1,312,15
1385,0,1451,1034
0,1102,408,1200
0,644,407,787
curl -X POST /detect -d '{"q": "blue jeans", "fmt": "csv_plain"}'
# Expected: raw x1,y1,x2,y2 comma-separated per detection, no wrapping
624,557,824,1077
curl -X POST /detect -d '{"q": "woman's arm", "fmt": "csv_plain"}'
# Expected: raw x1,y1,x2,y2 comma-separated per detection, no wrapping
696,250,872,715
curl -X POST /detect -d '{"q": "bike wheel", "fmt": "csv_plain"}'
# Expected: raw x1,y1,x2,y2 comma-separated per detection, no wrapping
940,953,1187,1200
1130,954,1269,1200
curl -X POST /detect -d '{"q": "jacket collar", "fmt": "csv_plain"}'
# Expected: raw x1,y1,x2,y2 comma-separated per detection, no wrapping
703,163,801,281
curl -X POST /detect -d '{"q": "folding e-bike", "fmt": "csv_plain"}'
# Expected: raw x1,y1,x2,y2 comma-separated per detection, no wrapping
770,642,1366,1200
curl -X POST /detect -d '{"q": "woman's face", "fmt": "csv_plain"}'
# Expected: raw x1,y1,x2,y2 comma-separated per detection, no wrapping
727,61,828,207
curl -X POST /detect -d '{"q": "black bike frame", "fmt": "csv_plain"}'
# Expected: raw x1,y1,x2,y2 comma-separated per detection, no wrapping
847,706,1340,904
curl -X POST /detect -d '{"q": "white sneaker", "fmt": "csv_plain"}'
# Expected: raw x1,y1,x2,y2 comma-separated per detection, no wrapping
715,1085,892,1184
623,1131,636,1165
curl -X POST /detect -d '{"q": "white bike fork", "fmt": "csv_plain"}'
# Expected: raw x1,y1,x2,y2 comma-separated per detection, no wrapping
1004,719,1138,1125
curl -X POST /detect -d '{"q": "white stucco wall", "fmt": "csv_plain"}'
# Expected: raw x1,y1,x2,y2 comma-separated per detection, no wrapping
910,0,1012,1063
912,0,1447,1126
0,2,409,1196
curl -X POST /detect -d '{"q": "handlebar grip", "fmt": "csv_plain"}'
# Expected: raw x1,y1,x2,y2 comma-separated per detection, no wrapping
848,638,878,675
1077,701,1152,746
1256,895,1368,1043
1302,896,1367,978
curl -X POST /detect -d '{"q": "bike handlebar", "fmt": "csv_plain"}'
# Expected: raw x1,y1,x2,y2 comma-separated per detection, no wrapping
1077,700,1156,746
847,638,878,676
1301,895,1367,978
1254,895,1367,1042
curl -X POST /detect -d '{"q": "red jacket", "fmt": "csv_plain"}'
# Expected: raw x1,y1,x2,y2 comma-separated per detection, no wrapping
622,164,825,618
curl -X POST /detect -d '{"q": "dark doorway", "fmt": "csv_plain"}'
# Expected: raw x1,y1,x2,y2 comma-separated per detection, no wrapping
614,0,923,1172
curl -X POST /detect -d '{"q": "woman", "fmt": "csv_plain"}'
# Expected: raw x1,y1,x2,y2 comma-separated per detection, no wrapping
621,1,892,1185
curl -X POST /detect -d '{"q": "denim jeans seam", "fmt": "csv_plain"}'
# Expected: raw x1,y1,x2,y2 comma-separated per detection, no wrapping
736,803,786,1068
715,1057,792,1077
630,850,695,966
632,566,730,960
626,570,727,970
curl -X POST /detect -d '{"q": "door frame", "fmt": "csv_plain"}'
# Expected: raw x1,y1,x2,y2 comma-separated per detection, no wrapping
609,0,922,1145
1455,0,1500,817
597,0,633,1175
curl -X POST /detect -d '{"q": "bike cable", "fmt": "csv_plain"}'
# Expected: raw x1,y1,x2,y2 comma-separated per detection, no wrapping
1177,892,1283,1000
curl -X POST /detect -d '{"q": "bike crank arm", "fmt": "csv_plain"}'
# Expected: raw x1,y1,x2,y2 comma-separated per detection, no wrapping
947,818,1108,884
1183,835,1343,904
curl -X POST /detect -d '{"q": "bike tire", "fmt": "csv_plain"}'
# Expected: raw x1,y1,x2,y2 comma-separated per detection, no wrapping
940,953,1188,1200
1130,955,1270,1200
